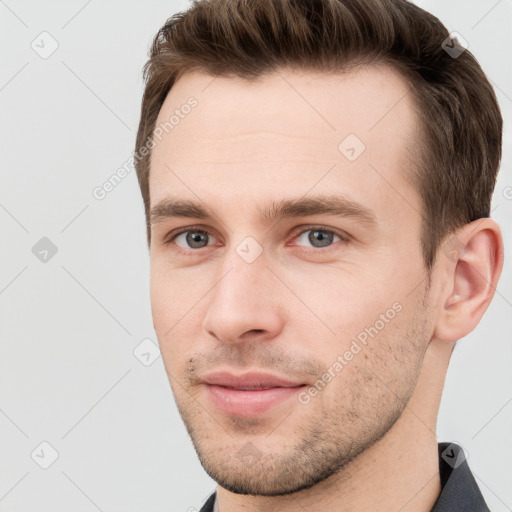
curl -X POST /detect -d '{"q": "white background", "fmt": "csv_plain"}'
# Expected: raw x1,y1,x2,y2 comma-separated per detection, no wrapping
1,0,511,510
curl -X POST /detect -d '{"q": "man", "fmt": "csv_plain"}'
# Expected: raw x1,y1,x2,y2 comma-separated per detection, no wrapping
134,0,504,510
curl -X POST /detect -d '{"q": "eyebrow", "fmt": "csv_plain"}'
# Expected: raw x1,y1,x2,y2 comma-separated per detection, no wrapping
149,194,377,227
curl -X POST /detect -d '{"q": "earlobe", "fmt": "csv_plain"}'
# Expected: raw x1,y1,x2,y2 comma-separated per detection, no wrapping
434,218,504,342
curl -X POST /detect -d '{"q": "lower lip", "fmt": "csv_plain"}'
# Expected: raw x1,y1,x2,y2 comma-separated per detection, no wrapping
205,384,306,416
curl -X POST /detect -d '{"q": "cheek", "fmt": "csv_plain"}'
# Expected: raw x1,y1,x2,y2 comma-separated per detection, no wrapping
149,263,210,363
287,272,400,347
150,266,185,354
310,287,415,387
150,276,174,333
149,259,191,322
318,307,423,416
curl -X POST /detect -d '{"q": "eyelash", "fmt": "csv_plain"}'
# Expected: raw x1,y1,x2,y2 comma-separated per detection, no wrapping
163,225,350,254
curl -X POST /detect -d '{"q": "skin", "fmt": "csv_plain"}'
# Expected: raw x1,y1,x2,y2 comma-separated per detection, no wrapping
147,65,503,512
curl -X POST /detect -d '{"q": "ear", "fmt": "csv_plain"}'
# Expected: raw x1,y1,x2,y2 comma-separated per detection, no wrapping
434,218,504,342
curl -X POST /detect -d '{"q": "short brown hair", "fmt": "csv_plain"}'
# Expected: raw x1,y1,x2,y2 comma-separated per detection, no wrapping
134,0,502,271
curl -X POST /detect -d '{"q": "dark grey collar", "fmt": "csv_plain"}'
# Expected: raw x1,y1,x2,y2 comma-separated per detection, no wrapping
430,442,489,511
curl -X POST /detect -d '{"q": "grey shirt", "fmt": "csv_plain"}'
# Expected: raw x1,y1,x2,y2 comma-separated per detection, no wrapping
199,443,490,511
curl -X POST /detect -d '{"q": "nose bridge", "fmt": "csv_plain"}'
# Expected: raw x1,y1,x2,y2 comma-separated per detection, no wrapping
202,240,283,343
218,233,271,302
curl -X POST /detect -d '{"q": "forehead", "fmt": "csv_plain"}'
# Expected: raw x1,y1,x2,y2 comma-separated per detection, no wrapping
148,65,420,224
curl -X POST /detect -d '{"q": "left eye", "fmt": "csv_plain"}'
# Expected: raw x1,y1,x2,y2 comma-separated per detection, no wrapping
293,228,343,249
172,229,216,249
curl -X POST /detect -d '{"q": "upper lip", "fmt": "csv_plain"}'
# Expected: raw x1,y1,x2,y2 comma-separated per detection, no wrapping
202,371,305,389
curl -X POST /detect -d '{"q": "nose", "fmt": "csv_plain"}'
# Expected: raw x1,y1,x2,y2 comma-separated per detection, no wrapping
202,250,285,345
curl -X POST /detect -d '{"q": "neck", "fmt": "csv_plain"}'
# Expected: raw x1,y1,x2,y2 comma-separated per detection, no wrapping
216,339,452,512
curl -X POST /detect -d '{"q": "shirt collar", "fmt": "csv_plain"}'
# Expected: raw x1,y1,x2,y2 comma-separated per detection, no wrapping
430,442,489,511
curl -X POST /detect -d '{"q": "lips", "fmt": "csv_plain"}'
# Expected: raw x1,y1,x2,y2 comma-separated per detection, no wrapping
201,370,307,417
202,371,305,389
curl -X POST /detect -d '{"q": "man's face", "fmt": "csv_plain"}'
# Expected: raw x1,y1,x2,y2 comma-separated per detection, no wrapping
148,65,435,495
